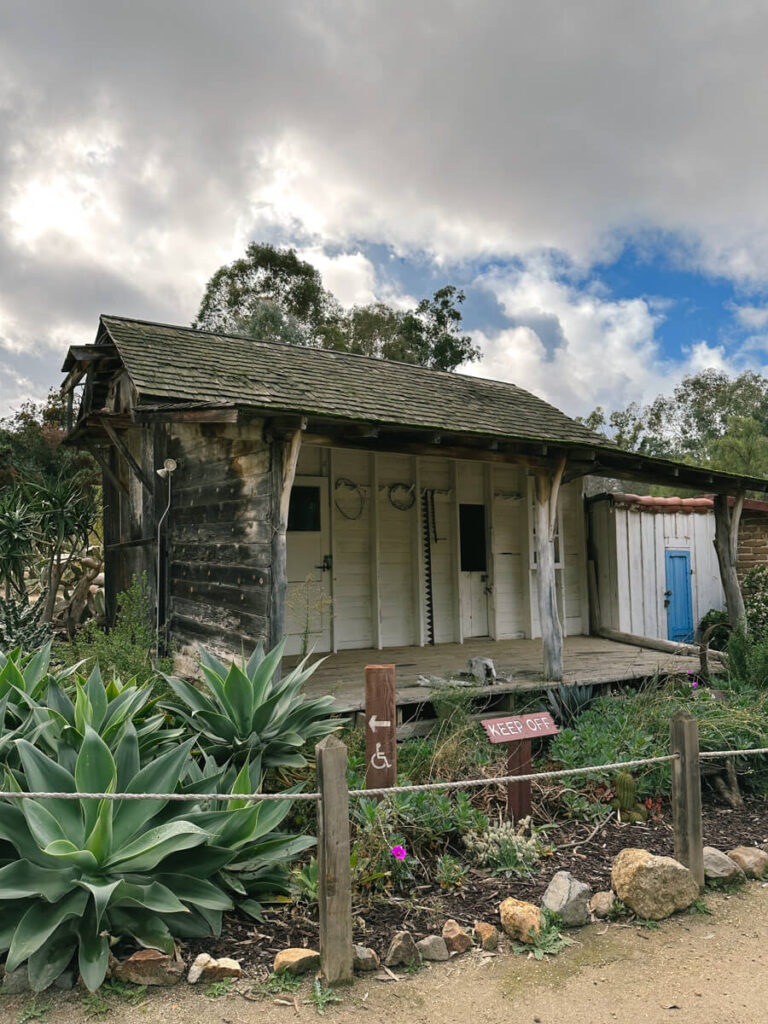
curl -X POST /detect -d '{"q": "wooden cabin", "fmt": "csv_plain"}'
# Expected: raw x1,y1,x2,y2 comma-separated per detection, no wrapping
61,316,768,691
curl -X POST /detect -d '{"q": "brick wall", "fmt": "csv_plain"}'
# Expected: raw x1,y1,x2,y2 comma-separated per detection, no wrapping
737,511,768,580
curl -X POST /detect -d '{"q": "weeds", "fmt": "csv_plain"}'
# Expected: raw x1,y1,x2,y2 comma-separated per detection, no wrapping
434,852,468,890
513,909,574,960
252,970,304,997
400,956,424,975
204,978,234,998
80,994,110,1020
690,898,714,915
17,1002,52,1024
304,978,343,1015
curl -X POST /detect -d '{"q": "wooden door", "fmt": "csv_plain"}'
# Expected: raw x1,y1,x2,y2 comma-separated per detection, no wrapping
459,503,490,638
285,477,332,655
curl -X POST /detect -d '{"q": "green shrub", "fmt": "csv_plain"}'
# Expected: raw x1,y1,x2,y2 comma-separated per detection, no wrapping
698,608,730,651
462,817,551,878
162,639,340,771
743,565,768,642
67,575,169,685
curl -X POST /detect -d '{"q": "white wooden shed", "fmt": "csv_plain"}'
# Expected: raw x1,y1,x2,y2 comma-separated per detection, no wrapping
587,493,725,644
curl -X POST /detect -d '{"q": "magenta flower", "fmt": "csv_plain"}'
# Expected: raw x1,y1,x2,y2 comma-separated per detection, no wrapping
390,845,407,861
692,679,699,688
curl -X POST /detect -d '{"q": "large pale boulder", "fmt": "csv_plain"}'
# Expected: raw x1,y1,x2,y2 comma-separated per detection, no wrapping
611,848,699,920
703,846,746,885
542,871,591,927
499,897,541,943
727,846,768,879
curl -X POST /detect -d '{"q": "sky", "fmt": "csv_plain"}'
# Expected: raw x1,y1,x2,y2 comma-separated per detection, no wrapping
4,1,768,423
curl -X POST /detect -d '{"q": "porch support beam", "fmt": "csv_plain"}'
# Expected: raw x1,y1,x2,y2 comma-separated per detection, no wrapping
99,418,155,494
534,457,566,681
713,491,746,631
269,427,304,652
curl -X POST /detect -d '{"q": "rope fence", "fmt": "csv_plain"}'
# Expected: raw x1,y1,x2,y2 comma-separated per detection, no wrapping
2,746,768,803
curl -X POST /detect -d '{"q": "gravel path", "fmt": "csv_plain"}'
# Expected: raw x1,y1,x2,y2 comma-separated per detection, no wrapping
6,883,767,1024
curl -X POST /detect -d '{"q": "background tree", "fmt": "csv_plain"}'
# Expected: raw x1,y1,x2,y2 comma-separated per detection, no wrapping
194,244,480,372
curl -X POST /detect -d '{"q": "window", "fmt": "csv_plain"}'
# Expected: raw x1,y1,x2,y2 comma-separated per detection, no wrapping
459,504,487,572
288,486,321,531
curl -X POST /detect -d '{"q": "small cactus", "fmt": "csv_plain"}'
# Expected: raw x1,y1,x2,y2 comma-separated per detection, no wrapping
614,771,636,811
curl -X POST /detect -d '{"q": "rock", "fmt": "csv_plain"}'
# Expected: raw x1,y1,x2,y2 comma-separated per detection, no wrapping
352,945,379,972
499,897,542,943
727,846,768,879
416,935,450,961
468,657,496,683
53,970,76,991
611,848,699,920
473,921,499,951
441,919,472,954
542,871,592,927
384,931,420,967
273,948,321,976
703,846,746,885
187,953,242,984
2,967,30,994
588,891,616,919
113,950,185,987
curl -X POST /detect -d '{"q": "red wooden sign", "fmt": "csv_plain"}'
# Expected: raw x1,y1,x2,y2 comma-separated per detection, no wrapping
480,712,559,820
480,712,559,744
365,664,397,792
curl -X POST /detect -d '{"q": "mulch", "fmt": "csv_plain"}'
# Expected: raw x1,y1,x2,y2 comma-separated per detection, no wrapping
182,796,768,978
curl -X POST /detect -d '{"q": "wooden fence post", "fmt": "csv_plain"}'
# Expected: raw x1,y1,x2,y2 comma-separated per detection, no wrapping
316,734,353,985
670,711,704,889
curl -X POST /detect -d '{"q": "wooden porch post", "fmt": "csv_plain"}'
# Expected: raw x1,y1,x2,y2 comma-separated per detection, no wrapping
534,458,566,681
269,427,303,652
713,492,746,631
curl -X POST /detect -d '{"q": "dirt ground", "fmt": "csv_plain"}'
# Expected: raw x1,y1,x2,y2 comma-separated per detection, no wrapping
5,883,768,1024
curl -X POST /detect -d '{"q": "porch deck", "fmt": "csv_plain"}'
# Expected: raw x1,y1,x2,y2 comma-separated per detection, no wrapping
291,635,708,713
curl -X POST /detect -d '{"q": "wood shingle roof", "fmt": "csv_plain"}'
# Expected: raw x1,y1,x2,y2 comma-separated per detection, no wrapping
97,315,609,448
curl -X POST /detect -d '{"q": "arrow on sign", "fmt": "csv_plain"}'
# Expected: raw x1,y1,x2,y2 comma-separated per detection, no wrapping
368,715,392,732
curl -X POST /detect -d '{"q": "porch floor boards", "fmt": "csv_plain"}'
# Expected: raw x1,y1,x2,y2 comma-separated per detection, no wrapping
288,635,707,712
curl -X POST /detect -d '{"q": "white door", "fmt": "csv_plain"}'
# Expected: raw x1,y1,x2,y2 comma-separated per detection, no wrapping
285,477,332,656
459,503,490,638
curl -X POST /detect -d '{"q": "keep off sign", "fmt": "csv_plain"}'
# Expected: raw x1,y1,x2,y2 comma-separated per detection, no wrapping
480,712,559,819
365,664,397,792
481,712,559,743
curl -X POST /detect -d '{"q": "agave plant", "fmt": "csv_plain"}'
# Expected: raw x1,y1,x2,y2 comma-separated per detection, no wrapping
0,726,314,991
0,595,52,652
162,640,340,769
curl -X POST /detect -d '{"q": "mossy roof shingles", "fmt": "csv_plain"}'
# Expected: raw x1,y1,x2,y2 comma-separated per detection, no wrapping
100,315,608,447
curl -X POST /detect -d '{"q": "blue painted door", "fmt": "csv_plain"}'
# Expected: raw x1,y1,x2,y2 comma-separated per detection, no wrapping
665,549,694,642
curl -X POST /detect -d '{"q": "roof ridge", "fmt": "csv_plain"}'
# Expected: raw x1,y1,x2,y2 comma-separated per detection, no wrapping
101,313,539,398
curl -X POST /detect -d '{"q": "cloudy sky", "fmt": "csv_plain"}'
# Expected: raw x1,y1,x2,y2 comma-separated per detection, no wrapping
3,1,768,421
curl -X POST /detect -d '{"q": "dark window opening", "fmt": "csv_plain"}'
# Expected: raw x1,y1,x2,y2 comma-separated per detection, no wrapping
459,504,487,572
288,486,321,531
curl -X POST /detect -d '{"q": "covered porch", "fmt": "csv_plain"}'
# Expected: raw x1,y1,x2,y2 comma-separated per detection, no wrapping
291,634,709,713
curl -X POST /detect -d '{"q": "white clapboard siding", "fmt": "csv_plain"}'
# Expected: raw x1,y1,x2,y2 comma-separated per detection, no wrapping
329,449,374,650
492,465,528,638
560,481,588,635
588,496,726,641
377,453,418,647
419,456,457,643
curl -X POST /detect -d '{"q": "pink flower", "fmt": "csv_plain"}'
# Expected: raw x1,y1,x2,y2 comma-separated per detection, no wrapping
390,845,407,861
691,680,699,688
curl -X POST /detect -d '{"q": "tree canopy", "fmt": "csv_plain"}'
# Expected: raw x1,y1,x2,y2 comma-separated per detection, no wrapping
194,243,480,372
580,369,768,479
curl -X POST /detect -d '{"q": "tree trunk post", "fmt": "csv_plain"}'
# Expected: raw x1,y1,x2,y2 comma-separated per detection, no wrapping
269,427,303,654
534,458,566,681
670,710,704,890
713,491,746,631
316,734,353,986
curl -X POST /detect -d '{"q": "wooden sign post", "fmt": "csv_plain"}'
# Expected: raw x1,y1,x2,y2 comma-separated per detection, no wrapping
365,664,397,792
480,712,559,819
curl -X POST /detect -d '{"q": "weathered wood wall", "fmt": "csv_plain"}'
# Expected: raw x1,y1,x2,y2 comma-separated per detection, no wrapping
167,420,273,655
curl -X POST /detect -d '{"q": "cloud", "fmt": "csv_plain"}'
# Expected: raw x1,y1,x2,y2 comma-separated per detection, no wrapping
465,256,768,416
5,2,768,411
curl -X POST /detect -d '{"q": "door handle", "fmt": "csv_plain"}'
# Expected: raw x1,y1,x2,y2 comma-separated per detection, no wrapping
315,554,332,572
